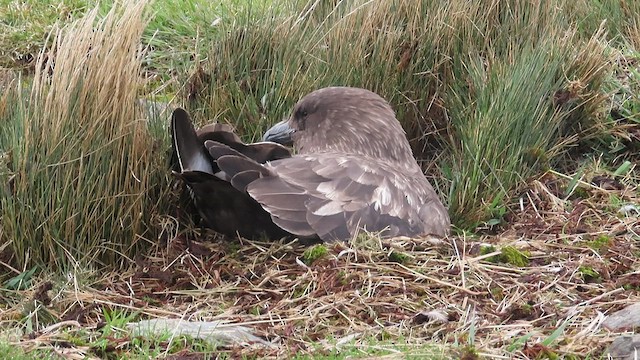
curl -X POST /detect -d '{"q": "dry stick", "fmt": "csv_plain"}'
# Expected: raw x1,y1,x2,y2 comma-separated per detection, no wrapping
90,298,180,317
472,263,527,274
246,288,283,296
379,263,483,296
334,307,359,329
573,287,625,308
41,320,82,333
548,169,609,192
466,251,503,263
452,236,467,289
539,273,565,293
527,191,541,218
206,317,312,328
0,260,21,275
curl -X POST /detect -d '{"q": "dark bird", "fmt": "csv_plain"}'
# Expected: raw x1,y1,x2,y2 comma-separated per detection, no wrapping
171,87,450,242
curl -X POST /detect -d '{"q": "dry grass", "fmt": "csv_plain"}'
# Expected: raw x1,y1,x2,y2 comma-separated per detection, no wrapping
0,0,170,270
0,171,637,358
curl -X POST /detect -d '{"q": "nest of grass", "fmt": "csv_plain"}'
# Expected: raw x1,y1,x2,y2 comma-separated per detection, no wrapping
0,171,638,359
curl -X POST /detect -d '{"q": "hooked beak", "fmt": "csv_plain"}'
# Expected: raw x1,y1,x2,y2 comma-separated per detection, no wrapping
262,119,294,146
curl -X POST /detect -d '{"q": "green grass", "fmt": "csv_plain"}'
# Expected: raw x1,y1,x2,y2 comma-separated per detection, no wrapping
0,0,90,68
0,342,58,359
292,336,450,359
388,250,410,264
566,0,640,44
302,244,329,264
578,265,602,283
142,0,284,76
586,235,612,252
0,0,284,90
480,245,530,267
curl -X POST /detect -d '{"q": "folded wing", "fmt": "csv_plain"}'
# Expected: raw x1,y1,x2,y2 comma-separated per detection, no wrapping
216,152,449,241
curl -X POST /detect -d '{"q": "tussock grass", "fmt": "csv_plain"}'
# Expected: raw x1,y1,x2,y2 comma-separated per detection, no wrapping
446,28,612,226
0,0,169,270
189,0,616,227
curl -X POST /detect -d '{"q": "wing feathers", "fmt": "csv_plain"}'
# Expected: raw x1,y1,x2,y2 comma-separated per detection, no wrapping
242,142,291,163
310,201,345,216
270,217,316,237
217,155,271,179
306,212,350,240
171,108,214,174
247,156,398,241
248,179,309,214
229,170,262,192
205,140,244,159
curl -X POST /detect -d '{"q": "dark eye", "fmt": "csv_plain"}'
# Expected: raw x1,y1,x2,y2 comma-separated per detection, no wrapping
295,108,308,130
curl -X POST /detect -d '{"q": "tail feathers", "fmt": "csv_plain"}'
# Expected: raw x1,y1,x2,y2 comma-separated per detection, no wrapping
206,139,291,164
198,123,240,142
205,140,245,159
198,125,243,146
216,155,272,193
171,108,214,174
240,142,291,163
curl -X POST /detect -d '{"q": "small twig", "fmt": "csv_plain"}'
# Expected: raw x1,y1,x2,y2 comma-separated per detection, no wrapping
390,263,483,296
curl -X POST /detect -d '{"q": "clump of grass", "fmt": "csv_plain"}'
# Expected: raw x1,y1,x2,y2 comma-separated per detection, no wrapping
444,11,612,226
388,251,409,264
586,235,612,252
479,245,497,256
500,246,530,267
456,345,480,360
490,287,504,301
481,245,530,267
302,244,328,265
0,0,169,270
578,265,601,283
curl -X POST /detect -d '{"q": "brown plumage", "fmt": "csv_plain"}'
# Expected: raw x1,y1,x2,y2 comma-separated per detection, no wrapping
171,87,450,242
